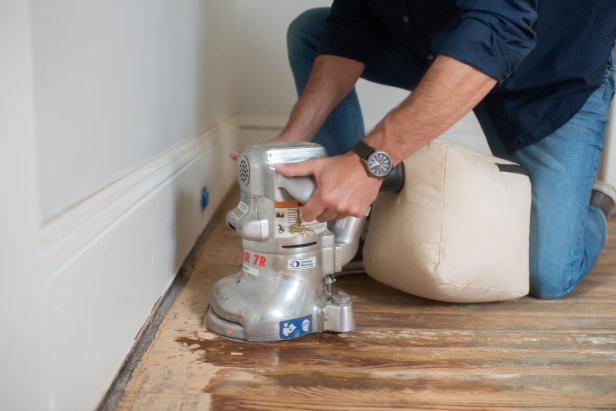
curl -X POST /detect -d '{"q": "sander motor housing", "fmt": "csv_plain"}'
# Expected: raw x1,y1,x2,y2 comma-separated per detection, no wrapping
206,142,364,342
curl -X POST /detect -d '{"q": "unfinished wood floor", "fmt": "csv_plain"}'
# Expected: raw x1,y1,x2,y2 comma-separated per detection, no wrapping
115,189,616,410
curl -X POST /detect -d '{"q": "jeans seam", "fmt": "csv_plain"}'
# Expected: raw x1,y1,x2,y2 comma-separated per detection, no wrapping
602,54,615,115
565,152,600,293
603,78,615,116
346,98,362,141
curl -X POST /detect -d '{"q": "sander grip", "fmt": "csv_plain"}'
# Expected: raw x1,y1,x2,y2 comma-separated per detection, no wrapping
276,174,316,204
276,160,404,204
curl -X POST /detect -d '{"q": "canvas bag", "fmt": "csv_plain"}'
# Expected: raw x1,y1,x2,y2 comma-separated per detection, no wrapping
364,140,531,303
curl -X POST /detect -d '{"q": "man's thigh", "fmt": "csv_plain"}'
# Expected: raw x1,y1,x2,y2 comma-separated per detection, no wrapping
288,7,427,92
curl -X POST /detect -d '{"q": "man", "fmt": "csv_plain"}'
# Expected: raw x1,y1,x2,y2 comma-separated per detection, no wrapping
262,1,616,298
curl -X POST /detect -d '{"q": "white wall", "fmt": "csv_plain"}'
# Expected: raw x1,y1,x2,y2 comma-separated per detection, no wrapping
2,1,240,410
232,0,325,119
0,2,45,410
32,0,237,219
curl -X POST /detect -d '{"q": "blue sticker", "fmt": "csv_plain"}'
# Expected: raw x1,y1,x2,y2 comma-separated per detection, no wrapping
279,315,312,339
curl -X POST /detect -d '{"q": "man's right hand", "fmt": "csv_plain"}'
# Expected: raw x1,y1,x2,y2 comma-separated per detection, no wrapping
275,152,382,222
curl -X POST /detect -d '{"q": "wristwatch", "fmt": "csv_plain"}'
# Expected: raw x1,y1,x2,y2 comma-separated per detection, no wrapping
352,140,394,178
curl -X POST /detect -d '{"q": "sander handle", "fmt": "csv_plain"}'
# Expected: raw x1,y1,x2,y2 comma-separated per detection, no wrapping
276,161,404,204
275,174,316,204
275,171,365,272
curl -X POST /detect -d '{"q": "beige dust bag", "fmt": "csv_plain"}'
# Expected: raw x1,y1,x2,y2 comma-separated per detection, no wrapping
364,140,531,303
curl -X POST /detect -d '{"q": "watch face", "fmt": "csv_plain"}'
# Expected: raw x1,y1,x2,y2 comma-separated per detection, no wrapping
367,151,393,177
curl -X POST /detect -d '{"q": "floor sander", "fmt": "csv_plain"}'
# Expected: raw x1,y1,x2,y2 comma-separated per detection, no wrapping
205,142,403,342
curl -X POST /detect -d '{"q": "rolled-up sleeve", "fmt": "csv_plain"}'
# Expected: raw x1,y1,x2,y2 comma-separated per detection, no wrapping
438,0,538,82
317,0,384,64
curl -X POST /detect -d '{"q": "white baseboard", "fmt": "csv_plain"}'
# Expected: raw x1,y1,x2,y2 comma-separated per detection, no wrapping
38,118,260,411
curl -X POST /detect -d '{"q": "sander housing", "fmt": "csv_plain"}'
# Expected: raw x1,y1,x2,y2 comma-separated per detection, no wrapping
206,142,366,342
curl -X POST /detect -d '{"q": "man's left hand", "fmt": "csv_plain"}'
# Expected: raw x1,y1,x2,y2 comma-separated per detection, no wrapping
275,153,382,222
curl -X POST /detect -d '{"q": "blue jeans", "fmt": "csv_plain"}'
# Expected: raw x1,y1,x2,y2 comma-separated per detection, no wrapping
287,8,616,299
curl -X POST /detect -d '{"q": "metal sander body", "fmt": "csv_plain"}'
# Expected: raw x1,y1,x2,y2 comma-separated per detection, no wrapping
206,142,364,342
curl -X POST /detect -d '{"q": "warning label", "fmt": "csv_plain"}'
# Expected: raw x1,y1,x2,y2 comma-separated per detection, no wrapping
274,200,326,239
279,315,312,339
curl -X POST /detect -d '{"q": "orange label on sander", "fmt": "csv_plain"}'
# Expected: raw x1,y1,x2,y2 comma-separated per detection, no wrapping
274,203,326,239
274,200,303,208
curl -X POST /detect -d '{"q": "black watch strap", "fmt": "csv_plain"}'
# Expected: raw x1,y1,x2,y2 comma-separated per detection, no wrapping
352,140,375,160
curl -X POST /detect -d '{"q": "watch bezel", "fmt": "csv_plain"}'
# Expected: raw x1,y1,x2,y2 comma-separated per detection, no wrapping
366,150,393,178
351,140,394,179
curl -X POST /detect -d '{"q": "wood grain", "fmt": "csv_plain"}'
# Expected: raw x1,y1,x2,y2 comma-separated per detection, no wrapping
116,188,616,410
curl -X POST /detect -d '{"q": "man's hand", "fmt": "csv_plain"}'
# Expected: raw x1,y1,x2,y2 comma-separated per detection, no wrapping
276,153,382,222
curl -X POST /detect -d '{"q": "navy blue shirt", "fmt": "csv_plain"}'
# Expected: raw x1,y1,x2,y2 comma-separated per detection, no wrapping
317,0,616,151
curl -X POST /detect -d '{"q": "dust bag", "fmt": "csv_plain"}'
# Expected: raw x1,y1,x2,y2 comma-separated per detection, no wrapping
364,140,531,303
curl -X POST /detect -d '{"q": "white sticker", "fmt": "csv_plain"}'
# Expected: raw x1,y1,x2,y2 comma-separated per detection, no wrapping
288,256,317,271
229,201,250,222
237,201,249,214
274,203,326,239
242,263,259,277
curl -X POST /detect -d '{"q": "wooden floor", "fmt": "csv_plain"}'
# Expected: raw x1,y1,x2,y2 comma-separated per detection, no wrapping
115,189,616,410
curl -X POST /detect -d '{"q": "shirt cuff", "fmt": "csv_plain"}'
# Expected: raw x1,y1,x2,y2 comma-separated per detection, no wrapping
438,18,515,82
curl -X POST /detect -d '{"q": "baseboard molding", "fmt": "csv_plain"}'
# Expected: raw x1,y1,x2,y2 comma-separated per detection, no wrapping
38,118,264,411
41,120,239,283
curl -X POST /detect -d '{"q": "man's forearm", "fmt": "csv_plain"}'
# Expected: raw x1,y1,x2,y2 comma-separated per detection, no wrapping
365,55,497,164
276,55,498,222
281,55,365,141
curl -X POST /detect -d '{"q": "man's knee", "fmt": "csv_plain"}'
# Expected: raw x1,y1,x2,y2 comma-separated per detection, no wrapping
287,8,329,55
529,258,578,299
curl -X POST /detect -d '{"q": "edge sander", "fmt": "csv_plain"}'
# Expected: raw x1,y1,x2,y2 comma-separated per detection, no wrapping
205,142,403,342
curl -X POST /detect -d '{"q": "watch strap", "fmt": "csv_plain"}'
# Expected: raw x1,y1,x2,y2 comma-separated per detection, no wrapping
352,140,375,160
